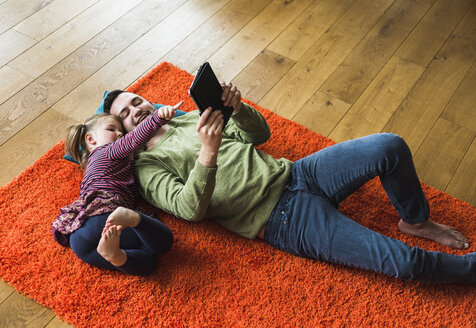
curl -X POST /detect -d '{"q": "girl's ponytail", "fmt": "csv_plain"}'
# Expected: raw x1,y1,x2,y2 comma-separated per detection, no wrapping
65,123,89,168
65,113,113,168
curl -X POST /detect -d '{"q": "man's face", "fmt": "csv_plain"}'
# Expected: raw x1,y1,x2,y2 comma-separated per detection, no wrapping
109,92,156,132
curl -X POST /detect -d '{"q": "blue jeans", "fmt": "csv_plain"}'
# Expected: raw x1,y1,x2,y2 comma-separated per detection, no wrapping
264,133,475,283
70,212,173,276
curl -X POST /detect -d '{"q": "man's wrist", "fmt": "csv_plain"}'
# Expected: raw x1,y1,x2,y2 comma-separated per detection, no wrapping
198,148,218,168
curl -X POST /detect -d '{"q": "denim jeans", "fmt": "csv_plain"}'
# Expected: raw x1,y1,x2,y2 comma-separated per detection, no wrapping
264,133,475,283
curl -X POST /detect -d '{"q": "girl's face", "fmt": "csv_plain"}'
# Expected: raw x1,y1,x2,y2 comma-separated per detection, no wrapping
86,116,124,150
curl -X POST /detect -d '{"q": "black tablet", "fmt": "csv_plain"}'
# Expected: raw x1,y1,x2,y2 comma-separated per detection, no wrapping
188,62,234,129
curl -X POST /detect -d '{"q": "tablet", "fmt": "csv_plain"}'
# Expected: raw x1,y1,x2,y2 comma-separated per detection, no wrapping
188,62,234,129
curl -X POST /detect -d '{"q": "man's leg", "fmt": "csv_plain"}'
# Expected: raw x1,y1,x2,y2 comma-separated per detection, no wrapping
264,189,475,283
292,133,468,249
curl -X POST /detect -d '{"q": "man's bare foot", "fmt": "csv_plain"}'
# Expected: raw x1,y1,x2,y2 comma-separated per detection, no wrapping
398,219,469,249
105,207,141,231
97,225,127,266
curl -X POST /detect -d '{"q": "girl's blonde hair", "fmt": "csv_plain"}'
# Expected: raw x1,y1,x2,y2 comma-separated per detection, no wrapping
65,113,122,168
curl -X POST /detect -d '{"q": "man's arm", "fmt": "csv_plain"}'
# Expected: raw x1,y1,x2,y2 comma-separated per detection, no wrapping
196,108,224,168
220,82,270,145
137,158,217,222
136,108,223,222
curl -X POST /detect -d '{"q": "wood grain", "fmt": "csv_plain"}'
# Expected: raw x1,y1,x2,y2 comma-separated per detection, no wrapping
53,0,225,122
395,0,473,66
267,0,353,61
413,118,474,191
383,33,475,152
293,91,351,137
0,291,56,328
161,0,273,75
446,138,476,205
0,29,36,67
207,0,313,82
259,0,394,119
8,0,142,78
231,49,295,104
320,0,433,104
0,0,53,35
0,108,75,186
440,62,476,133
328,56,424,142
13,0,99,41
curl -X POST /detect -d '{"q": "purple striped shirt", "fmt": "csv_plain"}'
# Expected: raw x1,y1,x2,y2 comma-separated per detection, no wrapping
51,110,167,246
80,110,168,207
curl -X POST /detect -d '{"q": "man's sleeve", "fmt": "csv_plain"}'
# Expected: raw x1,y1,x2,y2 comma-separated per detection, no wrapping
223,102,271,145
136,156,217,222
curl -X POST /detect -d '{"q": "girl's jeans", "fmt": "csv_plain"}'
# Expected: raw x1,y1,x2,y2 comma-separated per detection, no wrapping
264,133,475,283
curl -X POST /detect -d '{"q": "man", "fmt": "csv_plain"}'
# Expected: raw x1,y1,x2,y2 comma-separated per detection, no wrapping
103,83,475,283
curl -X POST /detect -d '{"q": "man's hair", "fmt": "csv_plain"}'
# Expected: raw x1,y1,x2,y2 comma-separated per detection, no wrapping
103,90,125,114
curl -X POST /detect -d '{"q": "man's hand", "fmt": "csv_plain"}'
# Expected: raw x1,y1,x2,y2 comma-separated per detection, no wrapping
197,108,224,167
220,82,242,114
157,101,183,120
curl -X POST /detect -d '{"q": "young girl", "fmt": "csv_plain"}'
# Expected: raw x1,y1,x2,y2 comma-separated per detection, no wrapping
52,102,182,276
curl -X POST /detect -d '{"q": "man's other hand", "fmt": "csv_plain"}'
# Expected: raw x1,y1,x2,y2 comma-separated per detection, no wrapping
220,82,242,114
197,107,224,167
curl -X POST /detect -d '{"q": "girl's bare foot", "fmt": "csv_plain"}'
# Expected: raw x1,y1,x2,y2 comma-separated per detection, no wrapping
97,225,127,266
398,219,469,249
105,207,141,231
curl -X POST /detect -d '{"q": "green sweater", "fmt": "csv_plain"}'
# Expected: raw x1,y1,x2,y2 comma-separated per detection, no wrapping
135,103,293,239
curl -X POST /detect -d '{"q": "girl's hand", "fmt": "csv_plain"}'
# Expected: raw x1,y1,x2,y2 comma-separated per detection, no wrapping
157,101,183,120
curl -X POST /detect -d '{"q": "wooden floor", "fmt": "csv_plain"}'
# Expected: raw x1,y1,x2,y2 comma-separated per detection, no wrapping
1,0,475,326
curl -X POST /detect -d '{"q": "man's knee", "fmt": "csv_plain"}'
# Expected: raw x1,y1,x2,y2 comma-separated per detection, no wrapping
374,133,412,166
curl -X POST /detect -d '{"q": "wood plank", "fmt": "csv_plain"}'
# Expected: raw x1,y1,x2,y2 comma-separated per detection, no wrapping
8,0,142,78
0,0,186,147
0,291,56,328
45,316,73,328
0,0,53,35
0,109,75,187
441,62,476,133
266,0,354,61
328,56,424,142
160,0,273,75
293,91,351,137
395,0,473,66
0,29,36,67
0,66,34,105
230,49,295,104
13,0,98,41
413,118,474,192
446,138,476,205
452,0,476,39
320,0,433,104
206,0,313,82
258,0,394,120
383,33,475,152
0,280,14,303
53,0,230,122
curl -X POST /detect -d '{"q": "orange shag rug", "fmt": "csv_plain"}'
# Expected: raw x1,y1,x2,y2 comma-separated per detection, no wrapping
1,62,475,328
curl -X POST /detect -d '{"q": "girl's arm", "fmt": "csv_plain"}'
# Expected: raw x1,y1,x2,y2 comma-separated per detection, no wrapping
105,102,181,159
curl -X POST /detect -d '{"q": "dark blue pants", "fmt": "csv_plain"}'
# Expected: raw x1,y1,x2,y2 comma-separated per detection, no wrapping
70,212,173,276
264,133,475,283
